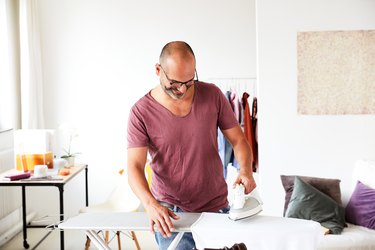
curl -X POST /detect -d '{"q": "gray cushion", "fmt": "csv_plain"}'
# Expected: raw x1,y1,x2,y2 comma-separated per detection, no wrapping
281,175,342,216
286,176,346,234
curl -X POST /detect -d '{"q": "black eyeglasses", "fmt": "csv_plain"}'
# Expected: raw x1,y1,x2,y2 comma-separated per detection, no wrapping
159,65,198,90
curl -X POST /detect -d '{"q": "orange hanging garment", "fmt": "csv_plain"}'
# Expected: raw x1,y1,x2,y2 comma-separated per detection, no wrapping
242,93,257,172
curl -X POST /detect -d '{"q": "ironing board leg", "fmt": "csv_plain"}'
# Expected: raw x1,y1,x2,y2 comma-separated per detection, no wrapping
86,230,111,250
167,232,184,250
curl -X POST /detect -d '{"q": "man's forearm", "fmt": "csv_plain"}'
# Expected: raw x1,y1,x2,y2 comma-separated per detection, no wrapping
233,137,253,176
128,166,157,208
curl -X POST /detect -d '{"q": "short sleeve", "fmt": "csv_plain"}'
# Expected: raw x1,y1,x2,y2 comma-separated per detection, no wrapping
216,87,238,130
127,105,149,148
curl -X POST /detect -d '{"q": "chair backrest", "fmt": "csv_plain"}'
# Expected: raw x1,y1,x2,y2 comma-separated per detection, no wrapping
106,169,141,212
145,162,152,188
107,163,153,212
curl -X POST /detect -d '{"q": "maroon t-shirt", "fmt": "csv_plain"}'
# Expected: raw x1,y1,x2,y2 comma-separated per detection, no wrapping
127,82,238,212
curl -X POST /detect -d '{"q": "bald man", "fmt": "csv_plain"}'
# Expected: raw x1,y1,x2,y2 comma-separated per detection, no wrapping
127,41,256,249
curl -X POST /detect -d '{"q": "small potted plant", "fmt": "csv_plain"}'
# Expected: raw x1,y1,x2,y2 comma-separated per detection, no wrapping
59,123,80,167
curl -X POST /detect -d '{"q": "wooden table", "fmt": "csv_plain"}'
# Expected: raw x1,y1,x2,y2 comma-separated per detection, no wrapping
0,164,89,250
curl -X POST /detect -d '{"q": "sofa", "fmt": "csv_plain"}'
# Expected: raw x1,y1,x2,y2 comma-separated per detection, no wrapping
280,159,375,250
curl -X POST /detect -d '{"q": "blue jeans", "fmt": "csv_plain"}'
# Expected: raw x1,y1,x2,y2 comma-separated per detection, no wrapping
155,202,229,250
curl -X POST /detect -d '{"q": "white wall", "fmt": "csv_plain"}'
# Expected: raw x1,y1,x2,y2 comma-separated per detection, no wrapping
33,0,256,216
257,0,375,216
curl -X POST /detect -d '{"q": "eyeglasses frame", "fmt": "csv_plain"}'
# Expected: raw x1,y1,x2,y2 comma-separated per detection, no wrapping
159,64,198,90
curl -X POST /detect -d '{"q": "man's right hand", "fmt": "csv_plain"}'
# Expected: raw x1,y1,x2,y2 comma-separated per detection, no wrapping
145,200,180,238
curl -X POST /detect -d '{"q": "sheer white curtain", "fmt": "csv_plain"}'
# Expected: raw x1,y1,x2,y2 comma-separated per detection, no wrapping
0,0,13,131
0,0,22,131
19,0,44,129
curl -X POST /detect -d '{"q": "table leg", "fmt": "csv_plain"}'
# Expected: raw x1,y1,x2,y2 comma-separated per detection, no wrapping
85,166,88,207
58,185,64,250
21,186,30,249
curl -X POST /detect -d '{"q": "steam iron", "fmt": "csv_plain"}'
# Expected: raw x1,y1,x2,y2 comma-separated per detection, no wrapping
229,184,263,221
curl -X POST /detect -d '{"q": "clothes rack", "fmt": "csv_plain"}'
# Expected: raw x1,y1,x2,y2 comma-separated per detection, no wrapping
207,77,257,98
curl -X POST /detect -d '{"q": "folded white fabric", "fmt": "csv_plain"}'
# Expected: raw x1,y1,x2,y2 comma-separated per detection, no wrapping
191,213,323,250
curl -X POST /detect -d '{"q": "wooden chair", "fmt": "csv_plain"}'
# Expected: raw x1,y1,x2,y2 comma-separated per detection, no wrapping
80,164,152,250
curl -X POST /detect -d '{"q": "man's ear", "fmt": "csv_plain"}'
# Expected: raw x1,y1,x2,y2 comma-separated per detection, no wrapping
155,63,161,76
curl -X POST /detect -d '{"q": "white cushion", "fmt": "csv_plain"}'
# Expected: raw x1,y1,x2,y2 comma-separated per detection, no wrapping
353,159,375,189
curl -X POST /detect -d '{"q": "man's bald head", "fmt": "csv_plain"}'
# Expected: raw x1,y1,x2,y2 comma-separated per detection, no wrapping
159,41,196,67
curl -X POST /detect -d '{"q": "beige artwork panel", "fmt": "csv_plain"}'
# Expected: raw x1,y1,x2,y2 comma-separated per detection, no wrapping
297,30,375,115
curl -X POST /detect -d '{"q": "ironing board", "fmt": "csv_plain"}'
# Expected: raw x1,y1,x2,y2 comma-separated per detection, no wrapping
191,213,323,250
58,212,200,250
59,212,323,250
